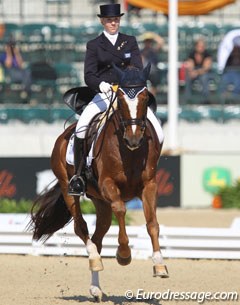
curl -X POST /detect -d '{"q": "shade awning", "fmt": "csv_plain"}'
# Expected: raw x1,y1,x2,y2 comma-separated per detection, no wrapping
126,0,236,16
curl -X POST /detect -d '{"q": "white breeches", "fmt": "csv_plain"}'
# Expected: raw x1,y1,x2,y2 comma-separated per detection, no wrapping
75,92,164,144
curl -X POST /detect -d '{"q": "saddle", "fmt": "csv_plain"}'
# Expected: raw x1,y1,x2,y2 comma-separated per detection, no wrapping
66,110,116,191
63,86,157,114
63,86,96,115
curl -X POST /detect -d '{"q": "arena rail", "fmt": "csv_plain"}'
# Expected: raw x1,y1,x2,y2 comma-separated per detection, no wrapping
0,214,240,260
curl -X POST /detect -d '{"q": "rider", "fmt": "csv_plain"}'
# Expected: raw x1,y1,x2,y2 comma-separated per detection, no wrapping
68,3,164,196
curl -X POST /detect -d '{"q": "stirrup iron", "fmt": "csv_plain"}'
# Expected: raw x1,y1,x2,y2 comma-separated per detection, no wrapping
68,174,85,196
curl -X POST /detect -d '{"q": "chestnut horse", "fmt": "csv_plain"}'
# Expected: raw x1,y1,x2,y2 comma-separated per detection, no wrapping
30,64,168,301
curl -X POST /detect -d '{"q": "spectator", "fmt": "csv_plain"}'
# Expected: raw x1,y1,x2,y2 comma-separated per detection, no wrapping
218,34,240,98
184,38,212,103
0,38,32,99
139,32,164,96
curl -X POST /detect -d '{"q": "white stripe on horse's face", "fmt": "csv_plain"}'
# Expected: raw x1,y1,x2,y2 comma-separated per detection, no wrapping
124,95,138,134
120,87,146,134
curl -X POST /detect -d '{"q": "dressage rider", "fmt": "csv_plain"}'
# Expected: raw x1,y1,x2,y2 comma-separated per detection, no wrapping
68,3,164,196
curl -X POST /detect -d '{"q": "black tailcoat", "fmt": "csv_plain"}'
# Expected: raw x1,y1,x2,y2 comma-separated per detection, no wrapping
84,32,143,91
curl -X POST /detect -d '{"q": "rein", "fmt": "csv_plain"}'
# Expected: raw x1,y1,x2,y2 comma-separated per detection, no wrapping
91,90,118,160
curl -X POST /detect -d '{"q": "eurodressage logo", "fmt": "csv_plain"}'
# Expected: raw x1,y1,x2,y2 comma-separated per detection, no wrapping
203,167,231,194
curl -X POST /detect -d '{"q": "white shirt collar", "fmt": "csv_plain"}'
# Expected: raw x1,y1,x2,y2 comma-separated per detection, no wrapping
103,30,119,45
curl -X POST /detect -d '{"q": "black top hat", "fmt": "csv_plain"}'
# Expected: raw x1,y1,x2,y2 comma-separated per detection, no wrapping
97,4,124,18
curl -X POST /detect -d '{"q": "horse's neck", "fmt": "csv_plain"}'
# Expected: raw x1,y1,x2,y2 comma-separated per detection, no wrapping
110,109,121,128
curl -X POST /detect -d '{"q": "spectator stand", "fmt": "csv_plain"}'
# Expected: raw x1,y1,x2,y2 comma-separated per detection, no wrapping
0,8,240,122
44,0,72,23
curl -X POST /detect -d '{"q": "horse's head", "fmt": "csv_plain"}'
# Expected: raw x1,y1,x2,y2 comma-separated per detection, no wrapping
114,63,151,151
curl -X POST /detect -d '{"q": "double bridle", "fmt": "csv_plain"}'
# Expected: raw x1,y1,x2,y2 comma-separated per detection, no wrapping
117,83,148,133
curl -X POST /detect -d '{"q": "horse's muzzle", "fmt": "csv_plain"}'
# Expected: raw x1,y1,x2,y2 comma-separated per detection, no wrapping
123,134,143,151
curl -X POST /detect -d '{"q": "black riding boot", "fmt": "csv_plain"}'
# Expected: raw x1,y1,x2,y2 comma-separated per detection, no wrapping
68,137,86,196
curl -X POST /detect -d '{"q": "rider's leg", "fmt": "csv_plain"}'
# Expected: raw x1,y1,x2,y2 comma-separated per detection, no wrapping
75,93,111,138
146,107,164,144
68,93,110,196
68,136,86,196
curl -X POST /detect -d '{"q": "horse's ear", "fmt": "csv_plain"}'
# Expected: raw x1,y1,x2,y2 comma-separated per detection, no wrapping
112,63,124,81
143,62,151,80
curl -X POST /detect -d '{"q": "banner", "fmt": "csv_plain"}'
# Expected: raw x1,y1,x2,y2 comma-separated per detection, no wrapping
156,155,180,207
181,153,240,208
126,0,235,16
0,158,52,200
0,157,180,207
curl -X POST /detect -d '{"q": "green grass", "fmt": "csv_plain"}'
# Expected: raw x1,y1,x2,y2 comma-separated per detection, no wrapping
0,198,32,213
0,198,131,224
216,180,240,209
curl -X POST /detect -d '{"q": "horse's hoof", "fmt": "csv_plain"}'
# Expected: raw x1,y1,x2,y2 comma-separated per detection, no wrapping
116,250,132,266
90,285,102,302
153,264,169,278
89,257,104,272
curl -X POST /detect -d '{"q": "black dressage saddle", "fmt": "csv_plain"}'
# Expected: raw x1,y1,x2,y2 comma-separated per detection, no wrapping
63,86,96,115
63,86,157,114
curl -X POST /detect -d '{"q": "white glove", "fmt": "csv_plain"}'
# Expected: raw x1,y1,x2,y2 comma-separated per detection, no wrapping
99,81,112,94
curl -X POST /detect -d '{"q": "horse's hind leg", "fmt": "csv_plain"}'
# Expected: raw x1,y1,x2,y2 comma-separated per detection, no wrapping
142,182,169,278
61,189,104,301
91,198,112,253
88,198,112,302
85,198,112,272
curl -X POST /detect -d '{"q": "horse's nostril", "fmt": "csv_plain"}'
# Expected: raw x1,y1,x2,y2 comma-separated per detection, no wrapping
124,135,142,150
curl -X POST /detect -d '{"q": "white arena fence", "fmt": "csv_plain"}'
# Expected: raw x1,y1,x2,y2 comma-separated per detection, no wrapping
0,214,240,260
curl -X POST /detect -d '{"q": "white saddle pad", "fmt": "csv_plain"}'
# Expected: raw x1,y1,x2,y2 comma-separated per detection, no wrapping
66,126,103,167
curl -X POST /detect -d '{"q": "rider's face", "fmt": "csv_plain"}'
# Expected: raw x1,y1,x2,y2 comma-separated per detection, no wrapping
101,17,121,35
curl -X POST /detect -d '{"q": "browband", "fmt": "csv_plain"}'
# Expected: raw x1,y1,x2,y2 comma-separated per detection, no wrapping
119,86,147,99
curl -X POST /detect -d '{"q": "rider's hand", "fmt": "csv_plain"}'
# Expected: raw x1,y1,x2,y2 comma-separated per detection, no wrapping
99,81,112,94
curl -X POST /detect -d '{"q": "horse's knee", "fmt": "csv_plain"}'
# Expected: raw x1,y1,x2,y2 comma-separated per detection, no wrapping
111,201,126,216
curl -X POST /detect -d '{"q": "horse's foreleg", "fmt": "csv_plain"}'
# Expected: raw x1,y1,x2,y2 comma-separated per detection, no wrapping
142,181,169,278
87,240,103,301
89,271,102,302
114,204,132,266
101,178,131,266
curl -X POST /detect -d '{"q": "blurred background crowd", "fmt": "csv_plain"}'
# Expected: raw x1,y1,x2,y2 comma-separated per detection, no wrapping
0,0,240,122
1,0,240,207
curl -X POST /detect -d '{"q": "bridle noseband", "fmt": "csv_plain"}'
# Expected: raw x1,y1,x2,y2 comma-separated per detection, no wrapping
120,118,146,130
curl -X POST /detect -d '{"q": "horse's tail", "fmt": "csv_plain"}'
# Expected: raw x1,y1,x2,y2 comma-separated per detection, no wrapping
30,181,72,242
